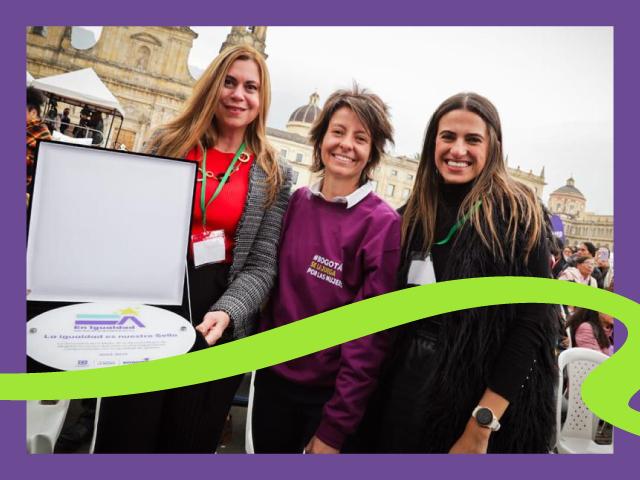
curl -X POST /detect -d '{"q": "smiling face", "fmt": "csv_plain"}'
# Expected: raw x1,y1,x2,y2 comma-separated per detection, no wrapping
320,106,372,187
214,59,261,136
434,109,488,184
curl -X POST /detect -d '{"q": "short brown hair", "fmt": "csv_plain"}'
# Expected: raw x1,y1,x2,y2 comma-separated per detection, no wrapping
309,84,394,184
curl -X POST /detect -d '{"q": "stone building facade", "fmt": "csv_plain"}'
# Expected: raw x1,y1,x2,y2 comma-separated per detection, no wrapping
219,26,267,57
507,164,546,199
548,177,613,250
27,26,549,210
27,26,198,151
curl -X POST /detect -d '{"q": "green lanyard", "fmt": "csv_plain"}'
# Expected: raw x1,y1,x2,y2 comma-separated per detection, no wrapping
199,142,246,229
434,200,482,246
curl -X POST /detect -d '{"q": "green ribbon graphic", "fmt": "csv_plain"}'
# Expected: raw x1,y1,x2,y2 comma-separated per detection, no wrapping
5,277,639,436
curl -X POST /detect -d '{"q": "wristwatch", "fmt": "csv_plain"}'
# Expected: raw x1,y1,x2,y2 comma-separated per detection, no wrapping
472,406,501,431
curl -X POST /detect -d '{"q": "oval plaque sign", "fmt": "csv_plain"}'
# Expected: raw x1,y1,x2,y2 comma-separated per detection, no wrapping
27,303,196,371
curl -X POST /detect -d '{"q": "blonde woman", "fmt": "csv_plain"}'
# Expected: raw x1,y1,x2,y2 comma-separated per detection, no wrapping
95,45,292,453
376,93,557,453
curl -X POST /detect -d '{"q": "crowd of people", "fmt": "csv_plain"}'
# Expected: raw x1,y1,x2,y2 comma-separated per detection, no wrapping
26,88,107,207
27,88,105,149
27,44,613,454
550,238,614,355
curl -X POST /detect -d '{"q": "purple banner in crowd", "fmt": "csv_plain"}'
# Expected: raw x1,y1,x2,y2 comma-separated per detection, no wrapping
4,1,635,480
551,214,565,244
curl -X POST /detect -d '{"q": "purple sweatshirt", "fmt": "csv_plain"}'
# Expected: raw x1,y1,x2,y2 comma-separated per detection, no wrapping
259,185,401,449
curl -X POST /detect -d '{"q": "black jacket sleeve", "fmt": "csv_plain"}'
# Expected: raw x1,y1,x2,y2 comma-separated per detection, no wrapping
487,238,552,402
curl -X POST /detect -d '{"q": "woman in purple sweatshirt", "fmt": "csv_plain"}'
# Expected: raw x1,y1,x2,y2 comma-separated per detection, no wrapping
252,86,401,454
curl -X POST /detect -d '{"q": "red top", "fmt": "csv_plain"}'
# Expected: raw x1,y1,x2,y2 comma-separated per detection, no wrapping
186,146,254,264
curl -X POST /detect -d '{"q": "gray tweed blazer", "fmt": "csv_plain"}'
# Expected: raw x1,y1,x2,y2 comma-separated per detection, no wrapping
212,160,292,340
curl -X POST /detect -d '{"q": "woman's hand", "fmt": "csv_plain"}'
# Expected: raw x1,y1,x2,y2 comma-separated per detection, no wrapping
449,388,508,454
449,418,491,454
304,435,339,454
195,311,230,346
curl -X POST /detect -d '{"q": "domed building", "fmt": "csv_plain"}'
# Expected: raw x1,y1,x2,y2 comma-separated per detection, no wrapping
286,92,321,136
549,177,586,217
28,26,550,210
549,177,613,250
27,26,198,151
265,93,319,189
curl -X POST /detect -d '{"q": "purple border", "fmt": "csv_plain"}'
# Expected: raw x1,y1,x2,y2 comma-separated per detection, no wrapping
7,0,636,476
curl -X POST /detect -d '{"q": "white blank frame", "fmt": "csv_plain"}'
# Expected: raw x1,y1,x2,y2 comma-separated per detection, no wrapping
27,141,196,305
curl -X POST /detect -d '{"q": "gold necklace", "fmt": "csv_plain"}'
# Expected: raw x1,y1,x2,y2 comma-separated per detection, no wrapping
197,151,251,182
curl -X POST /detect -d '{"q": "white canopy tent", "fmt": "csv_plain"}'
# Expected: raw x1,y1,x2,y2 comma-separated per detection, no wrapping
30,68,125,147
31,68,125,117
27,71,34,86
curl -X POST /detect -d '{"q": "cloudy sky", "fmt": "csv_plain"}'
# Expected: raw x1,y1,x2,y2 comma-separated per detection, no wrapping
80,27,613,214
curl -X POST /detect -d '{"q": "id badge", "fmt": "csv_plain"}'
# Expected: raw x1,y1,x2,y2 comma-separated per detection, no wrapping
407,252,437,286
192,229,226,267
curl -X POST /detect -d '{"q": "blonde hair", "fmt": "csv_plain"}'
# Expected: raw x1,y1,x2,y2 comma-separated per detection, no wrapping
402,92,544,262
146,45,282,205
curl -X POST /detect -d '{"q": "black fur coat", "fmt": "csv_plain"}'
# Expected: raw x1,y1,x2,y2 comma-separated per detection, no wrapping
386,203,558,453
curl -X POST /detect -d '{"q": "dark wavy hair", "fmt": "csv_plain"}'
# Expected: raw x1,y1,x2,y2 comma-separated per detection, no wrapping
27,86,46,116
566,308,612,351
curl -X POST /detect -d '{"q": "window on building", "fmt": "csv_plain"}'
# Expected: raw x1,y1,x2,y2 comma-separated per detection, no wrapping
295,153,303,163
385,184,395,197
31,26,47,36
407,173,414,181
291,170,299,184
280,149,287,159
391,169,398,176
135,46,151,70
402,188,411,200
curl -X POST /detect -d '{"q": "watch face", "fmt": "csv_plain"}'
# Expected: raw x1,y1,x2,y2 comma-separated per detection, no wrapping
476,407,493,426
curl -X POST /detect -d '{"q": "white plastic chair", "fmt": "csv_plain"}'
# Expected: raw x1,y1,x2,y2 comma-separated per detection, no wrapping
89,398,101,454
244,371,256,454
27,400,70,453
556,348,612,454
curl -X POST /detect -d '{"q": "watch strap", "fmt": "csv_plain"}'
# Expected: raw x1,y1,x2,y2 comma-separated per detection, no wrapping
472,405,501,432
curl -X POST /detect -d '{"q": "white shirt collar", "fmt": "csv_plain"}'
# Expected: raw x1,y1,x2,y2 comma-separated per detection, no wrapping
309,180,373,209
